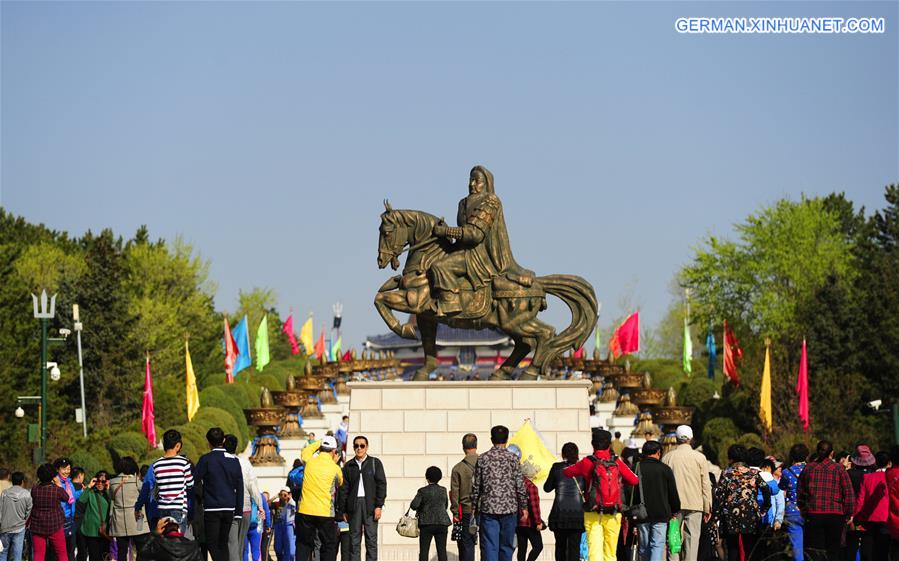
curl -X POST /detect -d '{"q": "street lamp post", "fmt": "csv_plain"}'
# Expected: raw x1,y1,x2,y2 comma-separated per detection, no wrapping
32,291,56,464
73,304,87,438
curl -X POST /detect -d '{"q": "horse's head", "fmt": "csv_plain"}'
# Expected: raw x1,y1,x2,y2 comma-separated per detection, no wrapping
378,200,405,270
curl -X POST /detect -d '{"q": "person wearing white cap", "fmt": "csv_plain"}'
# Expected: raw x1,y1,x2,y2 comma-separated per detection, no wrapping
661,425,711,561
296,436,343,561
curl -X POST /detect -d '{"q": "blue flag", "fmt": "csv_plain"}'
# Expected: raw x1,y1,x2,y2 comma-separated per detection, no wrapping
233,315,252,375
706,323,716,380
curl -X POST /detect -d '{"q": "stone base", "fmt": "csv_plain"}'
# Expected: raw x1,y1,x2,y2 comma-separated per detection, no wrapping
346,380,592,558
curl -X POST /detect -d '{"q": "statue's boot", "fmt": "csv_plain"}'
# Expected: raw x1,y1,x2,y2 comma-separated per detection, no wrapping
436,291,463,317
519,366,540,380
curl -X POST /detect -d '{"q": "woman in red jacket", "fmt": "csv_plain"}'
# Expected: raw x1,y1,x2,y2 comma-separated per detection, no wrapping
855,451,890,560
886,446,899,560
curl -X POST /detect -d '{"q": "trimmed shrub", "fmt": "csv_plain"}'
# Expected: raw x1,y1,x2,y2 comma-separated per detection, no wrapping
107,432,151,469
71,449,107,478
702,417,741,466
198,387,249,442
253,374,283,392
141,449,164,466
192,407,244,451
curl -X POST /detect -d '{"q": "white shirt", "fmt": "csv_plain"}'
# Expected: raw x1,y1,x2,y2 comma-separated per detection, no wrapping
355,456,367,497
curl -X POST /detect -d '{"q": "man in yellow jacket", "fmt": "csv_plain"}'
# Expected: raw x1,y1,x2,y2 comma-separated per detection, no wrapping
297,436,344,561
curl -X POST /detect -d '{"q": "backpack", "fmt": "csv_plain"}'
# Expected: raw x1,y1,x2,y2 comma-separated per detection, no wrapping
583,455,623,512
287,465,305,502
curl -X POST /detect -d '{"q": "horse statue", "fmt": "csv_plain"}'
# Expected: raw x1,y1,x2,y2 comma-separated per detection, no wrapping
374,169,597,380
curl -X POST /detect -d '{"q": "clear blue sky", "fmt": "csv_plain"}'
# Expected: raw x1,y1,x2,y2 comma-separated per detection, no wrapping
2,1,896,350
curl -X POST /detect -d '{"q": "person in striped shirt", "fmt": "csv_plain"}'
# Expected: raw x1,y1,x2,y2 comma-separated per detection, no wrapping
135,430,194,534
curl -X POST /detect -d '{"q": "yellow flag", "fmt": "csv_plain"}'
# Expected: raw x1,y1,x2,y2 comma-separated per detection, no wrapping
508,419,556,484
759,342,772,432
300,316,314,356
186,341,200,422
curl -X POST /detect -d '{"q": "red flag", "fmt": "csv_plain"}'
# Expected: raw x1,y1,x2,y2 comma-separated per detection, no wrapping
224,318,239,384
573,346,585,359
314,327,326,360
608,312,639,359
141,355,156,448
722,320,743,385
797,338,809,431
282,314,300,355
341,350,352,362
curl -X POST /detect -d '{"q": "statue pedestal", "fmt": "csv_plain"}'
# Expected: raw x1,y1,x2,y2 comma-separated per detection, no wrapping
346,380,592,559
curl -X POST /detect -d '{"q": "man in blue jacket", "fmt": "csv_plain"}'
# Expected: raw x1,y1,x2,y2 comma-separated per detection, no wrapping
193,427,244,561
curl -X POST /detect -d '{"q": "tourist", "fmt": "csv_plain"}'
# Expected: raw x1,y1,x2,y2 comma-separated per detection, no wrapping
661,425,710,561
137,429,194,534
53,458,77,561
506,446,542,561
138,516,202,561
338,435,386,561
450,433,478,561
610,433,624,456
471,425,528,561
296,435,343,561
271,488,296,561
286,460,304,504
108,456,150,560
77,471,111,561
563,429,638,561
0,472,32,561
543,442,584,561
260,492,274,561
713,444,770,561
224,434,264,561
633,440,679,561
410,466,452,561
245,492,271,561
620,440,640,470
0,470,10,497
780,443,809,561
845,444,878,560
854,451,890,560
31,464,71,561
757,457,784,559
798,440,855,561
193,427,245,561
885,446,899,560
335,417,350,463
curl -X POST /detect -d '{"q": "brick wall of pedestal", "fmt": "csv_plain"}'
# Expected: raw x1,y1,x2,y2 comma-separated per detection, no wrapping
346,380,592,560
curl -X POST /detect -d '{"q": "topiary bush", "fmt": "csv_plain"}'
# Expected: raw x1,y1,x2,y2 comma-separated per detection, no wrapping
702,417,741,466
71,449,107,478
107,431,152,469
192,407,244,452
198,387,249,442
253,374,283,392
141,449,164,466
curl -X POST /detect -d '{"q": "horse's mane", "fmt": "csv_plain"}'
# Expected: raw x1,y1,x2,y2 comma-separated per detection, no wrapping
386,209,438,244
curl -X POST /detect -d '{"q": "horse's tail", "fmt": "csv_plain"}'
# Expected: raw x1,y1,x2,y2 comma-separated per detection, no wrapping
539,274,598,375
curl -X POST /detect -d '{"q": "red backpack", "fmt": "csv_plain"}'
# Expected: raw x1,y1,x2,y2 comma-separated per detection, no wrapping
583,455,623,512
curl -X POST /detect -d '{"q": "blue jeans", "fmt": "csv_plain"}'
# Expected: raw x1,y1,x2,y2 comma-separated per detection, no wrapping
784,512,803,561
637,523,666,561
0,531,26,561
157,508,190,535
478,513,516,561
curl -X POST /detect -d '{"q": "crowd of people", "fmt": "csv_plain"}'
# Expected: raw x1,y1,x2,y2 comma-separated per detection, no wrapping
1,421,897,561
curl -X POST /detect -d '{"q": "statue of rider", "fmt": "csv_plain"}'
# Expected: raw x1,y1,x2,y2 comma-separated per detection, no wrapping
430,165,531,316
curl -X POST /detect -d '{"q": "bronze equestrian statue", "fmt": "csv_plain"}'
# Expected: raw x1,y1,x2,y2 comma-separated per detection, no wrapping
375,165,597,380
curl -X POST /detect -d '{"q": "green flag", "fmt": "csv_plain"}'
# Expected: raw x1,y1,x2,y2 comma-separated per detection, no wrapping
255,315,270,372
682,316,693,375
331,336,342,361
594,326,601,355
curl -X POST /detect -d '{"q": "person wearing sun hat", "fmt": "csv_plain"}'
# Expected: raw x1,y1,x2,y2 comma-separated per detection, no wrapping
845,444,878,561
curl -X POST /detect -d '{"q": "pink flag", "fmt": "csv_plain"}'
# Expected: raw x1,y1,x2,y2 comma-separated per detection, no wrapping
797,338,809,431
282,314,300,355
141,355,156,448
573,346,585,359
224,318,239,384
609,312,640,358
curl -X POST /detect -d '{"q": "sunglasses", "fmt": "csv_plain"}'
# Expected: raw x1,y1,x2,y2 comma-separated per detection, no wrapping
353,443,367,449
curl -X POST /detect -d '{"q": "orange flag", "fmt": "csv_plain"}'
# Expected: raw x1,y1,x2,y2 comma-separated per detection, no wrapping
314,326,326,360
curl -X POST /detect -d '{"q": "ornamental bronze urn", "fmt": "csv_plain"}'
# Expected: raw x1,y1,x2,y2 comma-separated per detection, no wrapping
244,387,285,466
270,375,306,439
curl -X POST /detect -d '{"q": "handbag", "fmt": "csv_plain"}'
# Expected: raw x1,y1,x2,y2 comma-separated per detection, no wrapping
624,463,648,522
396,508,419,538
451,505,463,541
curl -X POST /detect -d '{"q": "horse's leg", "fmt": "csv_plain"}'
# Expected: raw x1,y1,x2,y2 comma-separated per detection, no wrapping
374,281,417,339
413,313,439,381
517,316,557,380
491,336,531,381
